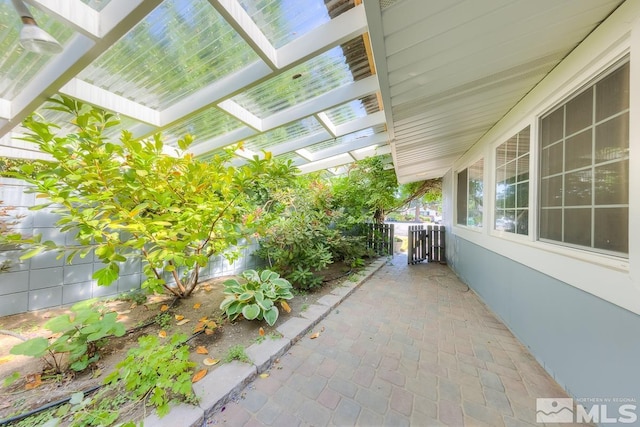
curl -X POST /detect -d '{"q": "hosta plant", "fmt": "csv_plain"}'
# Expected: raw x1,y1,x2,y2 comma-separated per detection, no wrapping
220,269,294,326
10,301,126,373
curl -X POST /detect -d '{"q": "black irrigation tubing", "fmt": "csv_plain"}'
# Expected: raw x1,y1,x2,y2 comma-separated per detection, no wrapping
0,384,102,426
0,296,184,426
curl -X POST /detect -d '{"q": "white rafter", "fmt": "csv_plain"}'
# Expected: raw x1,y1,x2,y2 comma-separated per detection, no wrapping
30,0,100,39
315,112,337,137
297,153,355,174
207,0,278,70
218,100,263,131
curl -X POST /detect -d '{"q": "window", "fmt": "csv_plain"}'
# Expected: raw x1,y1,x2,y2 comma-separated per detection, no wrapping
495,126,530,235
539,62,629,255
457,159,484,227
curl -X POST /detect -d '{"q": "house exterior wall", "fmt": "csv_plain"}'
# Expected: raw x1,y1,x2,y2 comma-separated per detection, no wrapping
441,0,640,413
0,178,263,316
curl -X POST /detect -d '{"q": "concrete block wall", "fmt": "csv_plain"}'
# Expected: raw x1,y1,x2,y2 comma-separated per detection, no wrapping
0,178,263,316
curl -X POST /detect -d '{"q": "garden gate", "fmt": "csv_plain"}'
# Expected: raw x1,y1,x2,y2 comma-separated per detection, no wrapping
408,224,446,264
361,223,394,256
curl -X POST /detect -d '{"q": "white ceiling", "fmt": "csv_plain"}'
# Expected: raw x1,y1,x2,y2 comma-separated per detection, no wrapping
367,0,624,183
0,0,625,182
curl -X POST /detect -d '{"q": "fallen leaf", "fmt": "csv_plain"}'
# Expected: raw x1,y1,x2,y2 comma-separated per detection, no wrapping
259,373,269,378
130,303,137,309
204,328,215,335
160,304,169,312
158,330,167,338
177,319,191,326
199,316,209,322
193,303,201,309
175,314,185,321
202,285,213,292
310,332,320,339
280,300,291,313
203,358,219,366
192,369,207,383
259,327,265,336
118,310,131,315
196,346,208,355
206,321,217,329
25,374,42,390
0,356,14,365
194,322,206,333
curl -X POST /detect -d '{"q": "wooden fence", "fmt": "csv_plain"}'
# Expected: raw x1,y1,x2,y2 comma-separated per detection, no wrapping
360,223,394,256
408,224,446,264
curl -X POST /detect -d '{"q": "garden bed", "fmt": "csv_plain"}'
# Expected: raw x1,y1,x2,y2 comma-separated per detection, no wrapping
0,261,360,426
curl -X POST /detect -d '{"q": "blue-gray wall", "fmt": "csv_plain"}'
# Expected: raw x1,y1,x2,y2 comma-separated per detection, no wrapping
447,235,640,408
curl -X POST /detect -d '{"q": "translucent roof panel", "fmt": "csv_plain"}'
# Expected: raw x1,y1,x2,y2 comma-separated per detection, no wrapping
79,0,111,12
230,36,372,118
161,107,245,147
242,117,323,152
237,0,355,49
0,1,75,99
275,151,306,165
77,0,259,110
305,124,385,153
324,94,380,126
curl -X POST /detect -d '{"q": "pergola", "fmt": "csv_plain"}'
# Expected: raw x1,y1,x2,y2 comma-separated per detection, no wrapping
0,0,622,181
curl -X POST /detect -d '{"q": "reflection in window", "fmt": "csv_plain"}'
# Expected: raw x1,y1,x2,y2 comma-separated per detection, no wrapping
457,159,484,227
495,126,530,235
539,61,629,256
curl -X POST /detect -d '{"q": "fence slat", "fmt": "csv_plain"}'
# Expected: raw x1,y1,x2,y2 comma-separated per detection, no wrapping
408,224,446,264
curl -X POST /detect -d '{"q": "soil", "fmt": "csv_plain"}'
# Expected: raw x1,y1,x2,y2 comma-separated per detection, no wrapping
0,262,359,425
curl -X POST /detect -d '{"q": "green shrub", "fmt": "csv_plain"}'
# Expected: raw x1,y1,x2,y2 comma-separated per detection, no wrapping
10,301,126,373
220,269,294,326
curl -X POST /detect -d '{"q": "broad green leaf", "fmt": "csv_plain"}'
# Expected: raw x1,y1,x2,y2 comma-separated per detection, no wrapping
242,304,260,320
10,337,49,357
263,307,278,326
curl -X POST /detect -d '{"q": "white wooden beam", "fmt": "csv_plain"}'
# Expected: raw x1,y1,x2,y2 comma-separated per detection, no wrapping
207,0,278,70
261,76,379,131
268,131,331,156
0,99,11,120
297,153,355,174
29,0,100,39
307,132,389,161
189,127,256,156
217,100,263,131
276,4,367,68
334,110,386,136
60,79,161,125
315,112,337,137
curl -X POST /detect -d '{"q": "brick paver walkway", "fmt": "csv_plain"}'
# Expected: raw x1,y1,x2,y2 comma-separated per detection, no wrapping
207,255,571,426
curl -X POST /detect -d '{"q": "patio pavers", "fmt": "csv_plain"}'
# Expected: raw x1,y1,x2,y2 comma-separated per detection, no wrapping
205,255,573,426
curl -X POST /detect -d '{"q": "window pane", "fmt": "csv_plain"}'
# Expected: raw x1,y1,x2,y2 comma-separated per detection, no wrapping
468,159,484,227
496,143,507,167
505,160,517,185
517,154,529,181
495,209,505,229
505,136,517,163
541,143,563,177
595,62,630,121
541,176,563,207
516,182,529,208
565,129,592,171
457,169,468,225
504,184,516,209
516,210,529,235
517,127,530,158
594,208,628,253
594,160,629,205
496,167,506,209
565,88,593,135
541,108,564,147
565,170,592,206
595,114,629,163
540,209,562,241
564,208,591,246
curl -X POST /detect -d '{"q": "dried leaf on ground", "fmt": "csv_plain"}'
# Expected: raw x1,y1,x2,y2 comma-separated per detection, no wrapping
309,332,320,339
192,369,207,383
158,330,167,338
25,374,42,390
160,304,169,312
175,314,185,321
204,328,215,335
203,358,219,366
195,346,208,355
259,373,269,378
259,327,265,336
193,303,201,309
280,300,291,313
194,322,205,333
177,319,191,326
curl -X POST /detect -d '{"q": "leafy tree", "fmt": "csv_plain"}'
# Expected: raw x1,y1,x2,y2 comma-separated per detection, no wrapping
3,95,296,298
